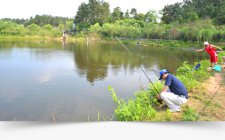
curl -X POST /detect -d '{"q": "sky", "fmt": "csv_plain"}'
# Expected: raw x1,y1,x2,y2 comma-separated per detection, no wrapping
0,0,183,19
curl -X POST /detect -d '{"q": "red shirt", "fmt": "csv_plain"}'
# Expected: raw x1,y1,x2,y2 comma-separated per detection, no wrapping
205,45,217,56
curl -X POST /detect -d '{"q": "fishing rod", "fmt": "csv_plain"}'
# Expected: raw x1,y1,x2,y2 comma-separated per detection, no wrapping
139,66,160,93
115,36,160,94
115,36,131,55
142,62,160,77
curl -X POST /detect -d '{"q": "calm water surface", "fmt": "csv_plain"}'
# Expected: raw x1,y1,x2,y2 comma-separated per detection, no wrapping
0,40,198,121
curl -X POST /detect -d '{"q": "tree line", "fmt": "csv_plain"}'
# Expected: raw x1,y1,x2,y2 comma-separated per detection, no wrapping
0,15,74,37
89,18,225,42
75,0,225,28
2,15,71,27
161,0,225,24
1,0,225,42
74,0,158,31
74,0,225,42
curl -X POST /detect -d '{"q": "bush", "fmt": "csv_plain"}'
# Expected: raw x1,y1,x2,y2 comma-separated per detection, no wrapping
176,75,199,92
176,61,193,78
218,51,225,63
108,86,166,121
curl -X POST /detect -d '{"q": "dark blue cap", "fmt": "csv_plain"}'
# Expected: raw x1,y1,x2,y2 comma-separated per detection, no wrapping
159,69,168,80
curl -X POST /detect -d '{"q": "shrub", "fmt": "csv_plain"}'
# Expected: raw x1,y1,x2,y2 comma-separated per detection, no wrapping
108,86,162,121
176,75,199,92
218,51,225,63
176,61,193,78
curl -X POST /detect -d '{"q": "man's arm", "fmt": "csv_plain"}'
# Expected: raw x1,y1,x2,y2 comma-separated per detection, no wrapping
195,48,204,52
161,85,169,92
212,45,223,51
157,85,169,100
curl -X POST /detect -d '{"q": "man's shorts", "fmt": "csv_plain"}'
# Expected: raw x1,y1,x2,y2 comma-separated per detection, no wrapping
210,55,218,63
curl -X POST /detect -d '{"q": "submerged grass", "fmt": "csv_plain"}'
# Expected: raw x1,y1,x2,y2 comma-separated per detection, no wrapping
108,60,211,121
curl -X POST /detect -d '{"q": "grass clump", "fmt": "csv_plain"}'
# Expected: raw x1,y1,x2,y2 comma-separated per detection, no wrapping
108,83,169,121
182,106,199,121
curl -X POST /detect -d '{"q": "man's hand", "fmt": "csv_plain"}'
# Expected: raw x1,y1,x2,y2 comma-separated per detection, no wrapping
157,94,163,104
157,94,161,100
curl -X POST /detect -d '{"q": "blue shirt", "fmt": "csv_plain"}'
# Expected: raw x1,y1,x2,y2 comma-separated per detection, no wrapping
165,74,188,99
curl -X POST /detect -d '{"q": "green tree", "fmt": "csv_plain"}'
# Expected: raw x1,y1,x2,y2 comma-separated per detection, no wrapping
43,24,53,30
125,10,130,19
74,2,90,31
0,20,27,35
58,24,65,32
135,13,145,21
187,12,199,22
145,10,158,23
74,0,110,31
161,0,225,24
161,2,182,24
89,0,110,25
27,15,68,27
27,23,41,35
111,7,124,22
130,8,138,19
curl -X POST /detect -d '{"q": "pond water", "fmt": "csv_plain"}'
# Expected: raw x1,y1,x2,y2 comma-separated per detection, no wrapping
0,40,198,121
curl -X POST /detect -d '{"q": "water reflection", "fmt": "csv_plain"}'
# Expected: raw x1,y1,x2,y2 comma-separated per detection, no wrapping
72,42,198,84
73,44,142,83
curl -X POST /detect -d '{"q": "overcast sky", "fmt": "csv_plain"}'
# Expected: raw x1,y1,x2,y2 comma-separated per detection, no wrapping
0,0,183,19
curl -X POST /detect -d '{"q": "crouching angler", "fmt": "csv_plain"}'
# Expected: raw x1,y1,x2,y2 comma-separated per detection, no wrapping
157,69,188,112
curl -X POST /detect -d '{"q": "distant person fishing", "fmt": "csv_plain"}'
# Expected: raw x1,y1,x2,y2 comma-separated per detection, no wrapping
195,41,223,71
62,31,67,46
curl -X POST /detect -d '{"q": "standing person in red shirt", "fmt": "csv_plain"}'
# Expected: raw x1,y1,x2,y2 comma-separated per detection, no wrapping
196,41,223,70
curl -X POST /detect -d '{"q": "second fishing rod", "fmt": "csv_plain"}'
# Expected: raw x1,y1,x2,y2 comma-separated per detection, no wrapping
116,37,162,77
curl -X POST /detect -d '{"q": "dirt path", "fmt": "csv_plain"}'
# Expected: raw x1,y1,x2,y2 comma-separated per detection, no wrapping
197,71,225,121
178,66,225,121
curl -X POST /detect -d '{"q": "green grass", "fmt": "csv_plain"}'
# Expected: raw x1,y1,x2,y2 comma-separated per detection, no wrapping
182,106,199,121
203,99,211,106
218,51,225,63
214,101,222,108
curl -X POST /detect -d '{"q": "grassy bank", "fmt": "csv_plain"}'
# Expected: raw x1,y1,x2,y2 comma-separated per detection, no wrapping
108,59,217,121
1,35,225,50
0,35,59,41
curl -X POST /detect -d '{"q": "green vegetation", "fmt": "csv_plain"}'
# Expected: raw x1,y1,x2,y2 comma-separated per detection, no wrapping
88,18,225,42
1,0,225,44
218,51,225,63
182,106,199,121
108,60,211,121
176,61,210,91
108,83,172,121
0,16,74,38
161,0,225,25
72,0,225,43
